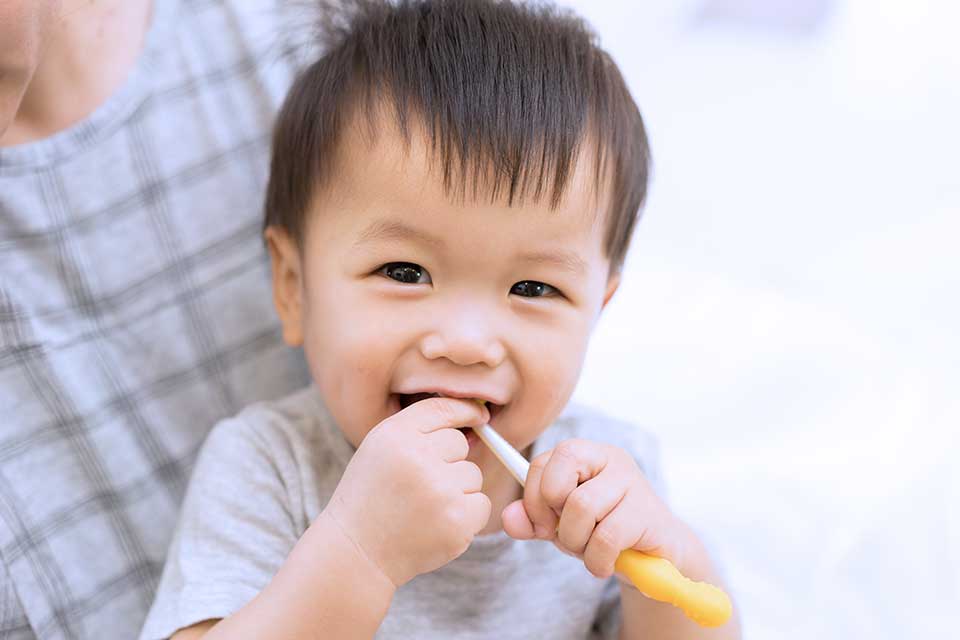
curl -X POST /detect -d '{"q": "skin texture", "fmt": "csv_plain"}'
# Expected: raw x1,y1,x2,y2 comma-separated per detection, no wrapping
177,108,741,640
0,0,151,145
0,1,60,139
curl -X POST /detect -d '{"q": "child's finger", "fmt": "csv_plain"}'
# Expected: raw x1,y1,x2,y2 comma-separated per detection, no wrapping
523,451,560,539
405,397,489,433
430,427,470,462
462,491,493,536
582,493,642,579
500,499,536,539
556,477,628,557
450,460,483,494
540,439,609,515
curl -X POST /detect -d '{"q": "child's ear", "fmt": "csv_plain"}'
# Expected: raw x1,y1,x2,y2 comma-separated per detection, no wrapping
264,226,305,347
601,272,620,311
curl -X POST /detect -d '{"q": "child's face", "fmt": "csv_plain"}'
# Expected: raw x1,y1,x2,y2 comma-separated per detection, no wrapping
268,120,619,467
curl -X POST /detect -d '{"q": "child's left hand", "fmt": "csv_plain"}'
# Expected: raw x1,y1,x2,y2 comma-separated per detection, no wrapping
501,438,691,585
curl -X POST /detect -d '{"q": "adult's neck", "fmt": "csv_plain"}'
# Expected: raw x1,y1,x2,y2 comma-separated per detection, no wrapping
0,0,153,147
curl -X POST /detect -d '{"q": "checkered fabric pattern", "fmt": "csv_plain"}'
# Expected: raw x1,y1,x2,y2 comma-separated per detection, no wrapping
0,2,313,637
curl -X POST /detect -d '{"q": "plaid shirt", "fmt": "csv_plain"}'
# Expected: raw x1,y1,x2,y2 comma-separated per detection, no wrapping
0,2,312,637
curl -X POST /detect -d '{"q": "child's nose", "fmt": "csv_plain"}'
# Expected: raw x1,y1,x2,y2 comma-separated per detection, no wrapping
418,318,506,368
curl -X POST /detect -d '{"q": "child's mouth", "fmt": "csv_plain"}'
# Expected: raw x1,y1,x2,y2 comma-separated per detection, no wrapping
395,392,503,436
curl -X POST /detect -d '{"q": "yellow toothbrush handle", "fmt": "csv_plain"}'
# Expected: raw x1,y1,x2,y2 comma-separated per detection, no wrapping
614,550,732,627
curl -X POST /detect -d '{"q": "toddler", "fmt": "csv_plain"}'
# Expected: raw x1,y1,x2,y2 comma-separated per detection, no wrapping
140,1,738,638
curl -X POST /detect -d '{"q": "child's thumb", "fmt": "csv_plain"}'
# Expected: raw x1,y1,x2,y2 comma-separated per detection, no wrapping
501,500,536,540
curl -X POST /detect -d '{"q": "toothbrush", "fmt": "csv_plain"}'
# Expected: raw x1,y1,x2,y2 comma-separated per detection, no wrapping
471,422,733,628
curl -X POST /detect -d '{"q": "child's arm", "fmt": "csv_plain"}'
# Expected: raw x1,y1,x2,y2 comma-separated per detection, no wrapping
172,510,395,639
152,396,491,640
617,527,741,640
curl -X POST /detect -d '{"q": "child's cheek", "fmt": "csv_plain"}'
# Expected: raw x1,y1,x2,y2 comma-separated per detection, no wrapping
528,332,586,410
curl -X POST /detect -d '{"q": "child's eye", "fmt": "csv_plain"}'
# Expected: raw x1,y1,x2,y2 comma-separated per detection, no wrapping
510,280,559,298
379,262,432,284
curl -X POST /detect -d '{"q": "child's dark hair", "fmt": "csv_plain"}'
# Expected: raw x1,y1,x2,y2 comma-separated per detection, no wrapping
264,0,650,272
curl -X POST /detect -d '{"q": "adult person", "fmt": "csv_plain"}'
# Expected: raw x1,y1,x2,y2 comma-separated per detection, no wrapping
0,1,311,637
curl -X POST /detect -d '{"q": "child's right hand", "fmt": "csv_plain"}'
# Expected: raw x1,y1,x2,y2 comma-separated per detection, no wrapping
322,397,491,588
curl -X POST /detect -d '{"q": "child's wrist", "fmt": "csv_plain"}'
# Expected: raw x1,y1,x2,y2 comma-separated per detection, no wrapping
315,508,399,596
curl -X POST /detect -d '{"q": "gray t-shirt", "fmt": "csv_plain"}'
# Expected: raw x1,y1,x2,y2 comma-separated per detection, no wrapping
139,386,666,640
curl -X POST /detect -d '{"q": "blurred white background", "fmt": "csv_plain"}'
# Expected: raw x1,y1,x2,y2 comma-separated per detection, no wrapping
564,0,959,637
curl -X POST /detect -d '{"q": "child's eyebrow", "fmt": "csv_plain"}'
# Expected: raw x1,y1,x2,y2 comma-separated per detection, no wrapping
353,219,443,248
518,250,587,276
354,218,587,275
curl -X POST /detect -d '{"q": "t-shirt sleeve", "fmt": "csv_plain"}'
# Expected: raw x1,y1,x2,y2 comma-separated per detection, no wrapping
138,415,300,640
587,415,667,640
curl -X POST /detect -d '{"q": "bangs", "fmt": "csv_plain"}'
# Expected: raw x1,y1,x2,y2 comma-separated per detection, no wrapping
266,0,649,270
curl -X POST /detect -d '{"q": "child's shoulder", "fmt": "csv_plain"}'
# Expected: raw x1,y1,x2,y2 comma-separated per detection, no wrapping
200,384,346,466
